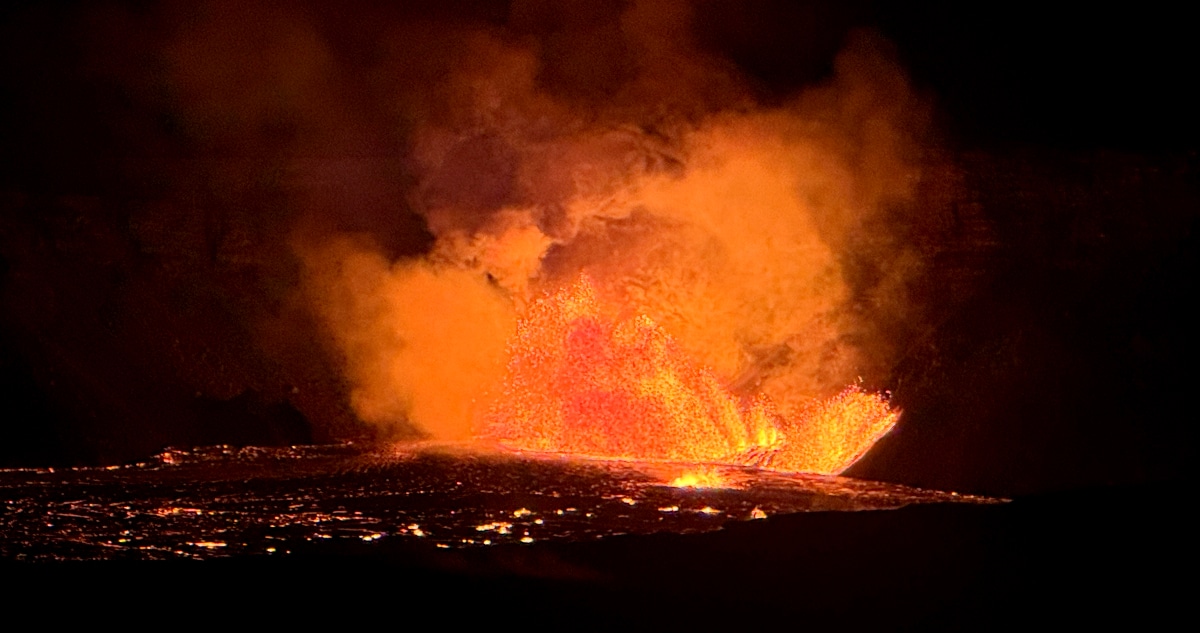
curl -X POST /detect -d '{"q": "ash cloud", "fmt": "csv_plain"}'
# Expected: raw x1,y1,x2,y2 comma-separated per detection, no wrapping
296,1,936,438
0,0,945,455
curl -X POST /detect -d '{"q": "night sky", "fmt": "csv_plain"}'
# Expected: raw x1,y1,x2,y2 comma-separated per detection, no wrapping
1,0,1196,499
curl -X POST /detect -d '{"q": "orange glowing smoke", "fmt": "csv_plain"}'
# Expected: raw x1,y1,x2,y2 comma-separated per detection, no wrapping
478,278,899,475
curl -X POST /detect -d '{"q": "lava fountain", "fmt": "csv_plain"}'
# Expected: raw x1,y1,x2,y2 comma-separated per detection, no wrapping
297,24,926,476
477,276,899,475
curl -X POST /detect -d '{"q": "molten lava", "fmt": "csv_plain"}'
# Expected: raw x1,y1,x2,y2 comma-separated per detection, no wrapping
478,278,898,475
669,468,727,489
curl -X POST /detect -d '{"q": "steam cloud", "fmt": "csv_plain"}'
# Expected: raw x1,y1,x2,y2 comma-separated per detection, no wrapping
153,0,933,441
288,1,932,440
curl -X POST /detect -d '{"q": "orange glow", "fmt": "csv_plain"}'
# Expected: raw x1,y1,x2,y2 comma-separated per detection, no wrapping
669,468,727,489
774,385,901,475
477,277,898,475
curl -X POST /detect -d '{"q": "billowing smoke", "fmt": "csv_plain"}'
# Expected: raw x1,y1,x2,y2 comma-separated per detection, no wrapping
294,1,932,440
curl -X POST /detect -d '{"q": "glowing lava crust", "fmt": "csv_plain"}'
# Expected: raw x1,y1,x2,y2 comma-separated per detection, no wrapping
478,278,899,475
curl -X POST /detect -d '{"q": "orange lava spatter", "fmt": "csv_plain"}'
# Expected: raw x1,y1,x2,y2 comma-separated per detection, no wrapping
478,277,898,475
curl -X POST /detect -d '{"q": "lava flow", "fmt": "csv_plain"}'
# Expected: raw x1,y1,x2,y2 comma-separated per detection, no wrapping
478,277,899,475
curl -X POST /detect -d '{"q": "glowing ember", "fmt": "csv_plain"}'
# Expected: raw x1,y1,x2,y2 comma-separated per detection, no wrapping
478,277,898,475
669,469,727,489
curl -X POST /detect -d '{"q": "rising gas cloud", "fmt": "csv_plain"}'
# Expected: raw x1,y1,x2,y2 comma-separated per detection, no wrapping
296,0,933,443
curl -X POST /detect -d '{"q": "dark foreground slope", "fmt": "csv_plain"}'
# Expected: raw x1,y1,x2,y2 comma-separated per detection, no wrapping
9,482,1192,629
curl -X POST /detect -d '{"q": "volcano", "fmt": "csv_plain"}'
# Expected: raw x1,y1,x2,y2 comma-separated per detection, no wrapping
1,1,1195,627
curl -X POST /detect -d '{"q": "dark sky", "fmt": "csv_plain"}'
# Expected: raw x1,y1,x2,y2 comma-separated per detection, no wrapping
1,0,1196,497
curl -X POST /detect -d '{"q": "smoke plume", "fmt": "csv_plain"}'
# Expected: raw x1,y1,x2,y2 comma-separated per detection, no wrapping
295,1,932,440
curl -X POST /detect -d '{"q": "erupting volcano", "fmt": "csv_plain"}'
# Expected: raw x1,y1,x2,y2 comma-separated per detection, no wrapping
293,12,929,482
479,277,898,475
